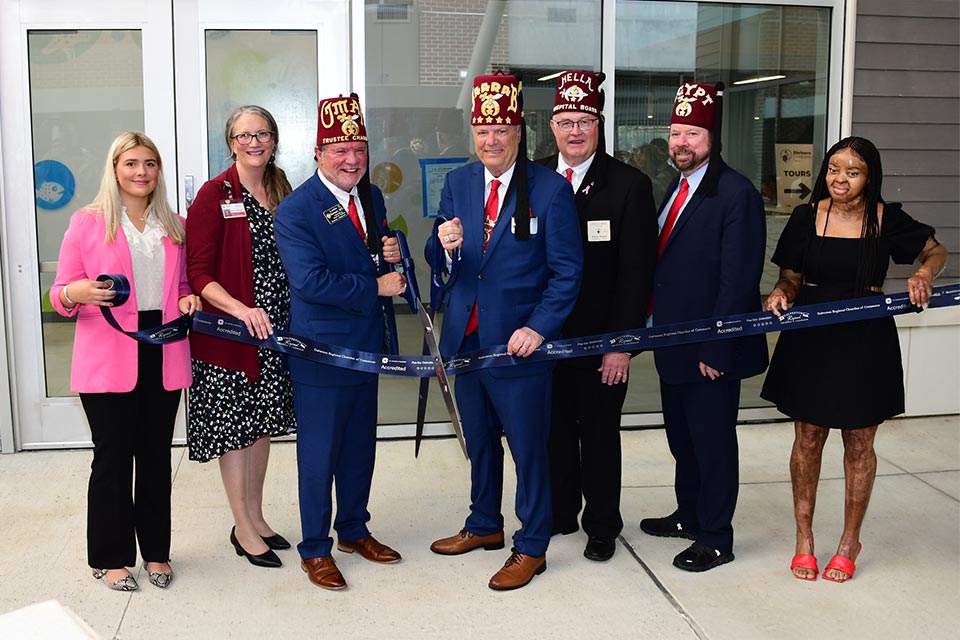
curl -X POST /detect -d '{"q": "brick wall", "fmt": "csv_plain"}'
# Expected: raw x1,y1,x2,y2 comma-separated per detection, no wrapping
418,0,509,86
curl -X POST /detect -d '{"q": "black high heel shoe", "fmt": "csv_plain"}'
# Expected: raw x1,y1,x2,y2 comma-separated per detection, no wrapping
230,526,282,568
261,533,291,550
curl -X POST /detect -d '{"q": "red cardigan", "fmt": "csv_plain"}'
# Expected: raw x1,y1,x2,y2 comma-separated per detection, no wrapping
186,164,260,380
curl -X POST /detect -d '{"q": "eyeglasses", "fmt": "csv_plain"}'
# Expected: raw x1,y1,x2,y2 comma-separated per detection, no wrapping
552,118,599,133
231,131,274,145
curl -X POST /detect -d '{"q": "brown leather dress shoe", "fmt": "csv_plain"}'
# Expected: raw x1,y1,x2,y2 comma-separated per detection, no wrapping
301,557,347,591
336,535,401,564
430,529,505,556
488,549,546,591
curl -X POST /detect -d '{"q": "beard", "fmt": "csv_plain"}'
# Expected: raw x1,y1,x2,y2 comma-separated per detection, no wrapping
670,147,707,172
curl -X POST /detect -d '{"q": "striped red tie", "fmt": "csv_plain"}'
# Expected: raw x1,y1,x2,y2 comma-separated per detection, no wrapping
465,179,501,336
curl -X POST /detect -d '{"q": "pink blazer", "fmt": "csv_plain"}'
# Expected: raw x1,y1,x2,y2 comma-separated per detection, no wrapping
50,209,193,393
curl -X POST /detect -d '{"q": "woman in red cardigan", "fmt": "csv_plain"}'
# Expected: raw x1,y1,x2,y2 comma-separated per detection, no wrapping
186,105,296,568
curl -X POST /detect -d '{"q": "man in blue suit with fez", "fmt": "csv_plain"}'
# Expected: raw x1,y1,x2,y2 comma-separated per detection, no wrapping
274,93,408,591
427,71,583,591
640,82,768,572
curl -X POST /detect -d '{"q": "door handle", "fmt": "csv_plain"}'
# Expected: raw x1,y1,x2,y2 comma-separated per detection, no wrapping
184,175,195,208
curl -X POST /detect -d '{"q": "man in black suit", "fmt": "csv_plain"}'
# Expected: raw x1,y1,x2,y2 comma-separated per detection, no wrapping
537,71,658,562
639,82,768,572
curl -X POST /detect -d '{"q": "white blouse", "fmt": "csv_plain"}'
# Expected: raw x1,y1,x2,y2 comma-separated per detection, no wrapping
120,208,166,311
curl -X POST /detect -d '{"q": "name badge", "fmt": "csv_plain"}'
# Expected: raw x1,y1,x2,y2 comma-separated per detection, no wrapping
221,199,246,219
511,216,539,235
587,220,611,242
323,203,349,225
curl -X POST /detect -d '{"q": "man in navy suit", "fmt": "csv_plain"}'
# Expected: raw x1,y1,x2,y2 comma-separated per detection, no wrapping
427,72,583,591
274,94,407,591
537,71,658,563
640,82,768,572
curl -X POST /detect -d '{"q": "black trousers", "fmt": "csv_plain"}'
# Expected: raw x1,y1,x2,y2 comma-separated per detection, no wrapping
548,363,628,539
80,310,182,569
660,377,741,554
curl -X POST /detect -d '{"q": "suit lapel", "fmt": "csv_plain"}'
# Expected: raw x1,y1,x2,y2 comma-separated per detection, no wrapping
112,225,134,280
482,160,532,262
310,174,371,264
464,164,484,263
162,235,177,304
108,225,136,314
661,183,704,256
575,152,606,210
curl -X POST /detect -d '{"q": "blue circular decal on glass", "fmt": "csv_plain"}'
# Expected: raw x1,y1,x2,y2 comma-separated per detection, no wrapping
34,160,76,210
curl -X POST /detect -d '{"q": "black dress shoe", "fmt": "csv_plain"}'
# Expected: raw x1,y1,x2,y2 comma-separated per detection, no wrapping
551,521,579,536
672,542,734,572
261,533,291,550
583,536,616,562
639,512,697,540
230,527,282,568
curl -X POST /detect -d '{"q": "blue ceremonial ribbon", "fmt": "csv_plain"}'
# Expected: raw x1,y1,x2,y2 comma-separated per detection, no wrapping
96,274,192,344
97,271,959,377
184,284,960,378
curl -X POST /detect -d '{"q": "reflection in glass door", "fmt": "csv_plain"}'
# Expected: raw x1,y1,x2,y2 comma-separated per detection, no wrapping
203,30,319,189
30,30,147,398
2,0,177,449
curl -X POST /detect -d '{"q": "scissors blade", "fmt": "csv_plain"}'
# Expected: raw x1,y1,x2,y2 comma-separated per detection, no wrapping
416,304,467,459
414,328,430,458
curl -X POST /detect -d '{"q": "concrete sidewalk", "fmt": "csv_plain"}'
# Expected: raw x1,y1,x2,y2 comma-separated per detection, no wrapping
1,415,957,639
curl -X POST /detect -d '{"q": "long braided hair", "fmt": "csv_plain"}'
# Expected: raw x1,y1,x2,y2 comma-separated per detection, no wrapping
808,136,885,293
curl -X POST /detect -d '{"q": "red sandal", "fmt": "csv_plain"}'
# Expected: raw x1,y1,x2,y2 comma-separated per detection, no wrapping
790,553,819,580
822,543,862,583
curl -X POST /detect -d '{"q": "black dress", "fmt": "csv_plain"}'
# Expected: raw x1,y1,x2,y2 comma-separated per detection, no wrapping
188,188,296,462
760,202,934,429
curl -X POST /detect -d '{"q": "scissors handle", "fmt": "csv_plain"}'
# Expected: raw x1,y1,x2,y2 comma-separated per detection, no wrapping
391,230,421,313
430,216,459,312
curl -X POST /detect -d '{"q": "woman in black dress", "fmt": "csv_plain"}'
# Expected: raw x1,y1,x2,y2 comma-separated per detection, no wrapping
761,137,947,583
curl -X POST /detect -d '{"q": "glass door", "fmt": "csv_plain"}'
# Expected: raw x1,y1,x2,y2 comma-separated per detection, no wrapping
2,0,349,449
171,0,349,216
2,0,177,449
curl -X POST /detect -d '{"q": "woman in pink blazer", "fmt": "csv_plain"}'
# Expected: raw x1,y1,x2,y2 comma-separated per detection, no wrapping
50,132,201,592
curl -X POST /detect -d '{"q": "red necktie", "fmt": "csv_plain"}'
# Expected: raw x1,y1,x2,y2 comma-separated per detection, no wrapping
565,167,574,185
481,179,501,250
465,179,502,336
657,178,688,257
647,178,689,317
348,195,365,240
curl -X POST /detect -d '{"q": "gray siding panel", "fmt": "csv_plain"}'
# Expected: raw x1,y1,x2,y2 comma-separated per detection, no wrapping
855,97,960,124
855,3,959,283
855,43,959,72
873,150,960,176
857,0,959,20
854,70,960,98
857,16,960,43
883,177,959,202
852,123,959,150
903,202,960,229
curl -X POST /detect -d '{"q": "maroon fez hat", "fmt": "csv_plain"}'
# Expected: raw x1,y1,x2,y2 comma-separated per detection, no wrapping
471,72,522,126
671,82,718,131
316,94,367,147
553,70,603,116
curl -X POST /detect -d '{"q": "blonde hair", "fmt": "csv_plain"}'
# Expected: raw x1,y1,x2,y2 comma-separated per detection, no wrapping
224,105,293,211
89,132,185,245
